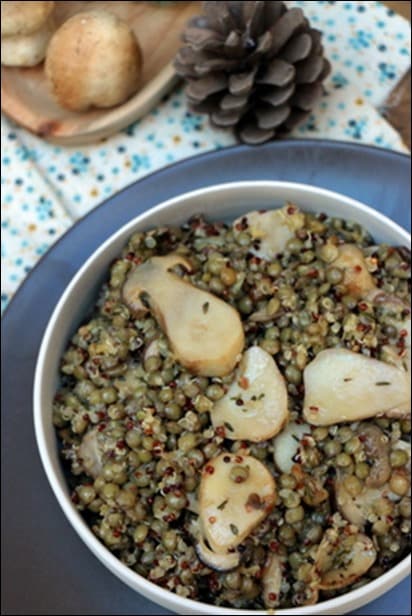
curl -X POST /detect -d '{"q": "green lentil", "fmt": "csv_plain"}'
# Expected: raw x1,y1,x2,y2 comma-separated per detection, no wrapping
285,506,305,524
206,384,224,401
355,462,371,480
327,267,344,285
324,440,342,457
133,524,149,543
238,296,253,315
336,452,353,468
343,475,363,496
390,449,409,468
389,472,410,496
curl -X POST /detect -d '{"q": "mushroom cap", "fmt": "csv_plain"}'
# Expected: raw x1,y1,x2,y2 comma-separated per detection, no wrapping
45,10,142,112
1,1,55,36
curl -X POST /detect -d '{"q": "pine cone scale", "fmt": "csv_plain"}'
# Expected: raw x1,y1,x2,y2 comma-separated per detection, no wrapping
280,32,312,63
183,27,224,52
257,58,295,87
221,93,249,110
212,108,245,127
262,1,284,25
239,123,275,145
175,1,331,144
228,68,257,96
291,82,323,110
260,82,295,106
245,0,266,39
268,7,306,56
256,103,290,129
295,55,324,84
185,73,227,101
224,31,245,58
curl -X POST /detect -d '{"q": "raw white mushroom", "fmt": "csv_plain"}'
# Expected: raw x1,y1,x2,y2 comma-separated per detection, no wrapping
143,338,161,362
273,421,311,473
303,348,411,425
233,204,305,260
78,427,103,479
199,453,276,553
314,528,377,590
211,346,288,442
123,254,244,377
331,244,377,298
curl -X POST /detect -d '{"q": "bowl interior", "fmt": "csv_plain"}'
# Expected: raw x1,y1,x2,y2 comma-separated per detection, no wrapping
34,181,411,616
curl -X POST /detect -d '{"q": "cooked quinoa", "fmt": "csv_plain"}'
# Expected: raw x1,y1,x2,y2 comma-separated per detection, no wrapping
53,205,411,609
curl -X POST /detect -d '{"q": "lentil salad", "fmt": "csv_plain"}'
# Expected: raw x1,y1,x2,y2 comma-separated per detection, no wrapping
53,204,411,610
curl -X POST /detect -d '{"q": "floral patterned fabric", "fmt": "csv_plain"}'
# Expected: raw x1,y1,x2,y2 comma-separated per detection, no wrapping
1,1,411,311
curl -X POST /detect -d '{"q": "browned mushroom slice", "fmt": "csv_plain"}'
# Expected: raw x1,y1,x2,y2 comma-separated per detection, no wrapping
199,453,276,553
336,441,411,527
211,346,288,442
315,528,376,590
303,349,410,425
262,554,284,608
195,536,240,571
358,424,390,488
123,254,244,377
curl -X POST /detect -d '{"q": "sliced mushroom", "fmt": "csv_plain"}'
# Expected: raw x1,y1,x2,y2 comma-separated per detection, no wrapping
143,338,161,362
187,491,199,514
331,244,377,298
78,427,103,479
233,204,305,260
367,288,407,312
211,346,288,442
335,481,384,529
336,441,411,527
248,305,280,323
314,528,376,590
195,536,240,571
358,424,390,488
303,349,411,425
302,475,329,507
199,453,276,553
123,254,244,377
262,554,284,608
273,421,311,473
396,317,411,377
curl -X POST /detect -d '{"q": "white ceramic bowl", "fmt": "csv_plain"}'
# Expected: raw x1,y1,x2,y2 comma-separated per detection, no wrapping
34,181,411,616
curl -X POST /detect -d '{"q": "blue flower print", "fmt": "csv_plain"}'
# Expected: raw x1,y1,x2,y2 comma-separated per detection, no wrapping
348,30,373,51
69,152,91,174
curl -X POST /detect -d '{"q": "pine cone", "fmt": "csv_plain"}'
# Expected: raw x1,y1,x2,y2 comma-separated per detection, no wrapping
174,1,331,144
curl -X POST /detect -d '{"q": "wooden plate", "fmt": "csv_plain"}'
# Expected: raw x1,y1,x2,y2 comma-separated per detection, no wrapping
1,1,199,145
